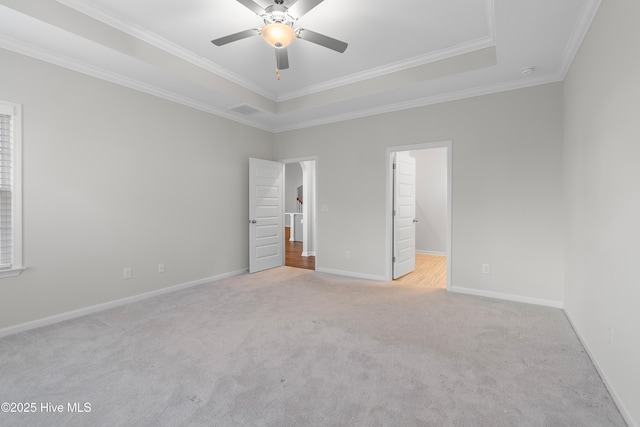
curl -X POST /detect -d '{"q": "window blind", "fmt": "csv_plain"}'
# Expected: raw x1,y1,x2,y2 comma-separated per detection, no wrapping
0,113,13,269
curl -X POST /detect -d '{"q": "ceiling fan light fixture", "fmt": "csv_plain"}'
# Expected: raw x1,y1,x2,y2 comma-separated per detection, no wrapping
261,22,296,48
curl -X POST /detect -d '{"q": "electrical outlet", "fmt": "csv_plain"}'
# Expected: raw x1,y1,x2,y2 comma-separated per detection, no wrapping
345,250,351,259
482,263,491,274
158,263,165,273
123,267,132,280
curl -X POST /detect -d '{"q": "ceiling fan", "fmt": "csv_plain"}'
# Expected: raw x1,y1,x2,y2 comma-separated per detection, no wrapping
211,0,348,79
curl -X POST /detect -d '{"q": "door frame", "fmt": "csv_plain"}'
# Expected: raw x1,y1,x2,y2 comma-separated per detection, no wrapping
385,141,452,290
279,156,319,267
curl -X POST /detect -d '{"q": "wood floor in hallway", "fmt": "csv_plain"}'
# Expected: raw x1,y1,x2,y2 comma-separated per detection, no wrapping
395,254,447,288
285,240,315,270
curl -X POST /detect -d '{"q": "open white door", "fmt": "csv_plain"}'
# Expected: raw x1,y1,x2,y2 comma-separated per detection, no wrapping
249,158,284,273
393,154,416,279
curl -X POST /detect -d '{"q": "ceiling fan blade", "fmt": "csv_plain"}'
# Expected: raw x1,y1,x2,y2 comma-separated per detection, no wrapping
297,28,347,53
211,29,260,46
275,47,289,70
287,0,324,17
235,0,265,15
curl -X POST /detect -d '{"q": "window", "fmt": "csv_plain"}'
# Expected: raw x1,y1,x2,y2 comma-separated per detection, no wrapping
0,101,23,278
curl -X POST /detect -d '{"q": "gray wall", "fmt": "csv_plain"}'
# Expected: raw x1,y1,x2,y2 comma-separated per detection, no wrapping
274,83,564,304
563,0,640,424
411,148,447,255
0,47,565,327
0,48,273,329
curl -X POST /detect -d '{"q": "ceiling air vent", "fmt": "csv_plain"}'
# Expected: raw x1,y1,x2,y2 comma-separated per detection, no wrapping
229,104,262,115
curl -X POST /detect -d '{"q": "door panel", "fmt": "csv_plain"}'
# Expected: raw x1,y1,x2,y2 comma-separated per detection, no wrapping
249,158,284,273
393,154,416,279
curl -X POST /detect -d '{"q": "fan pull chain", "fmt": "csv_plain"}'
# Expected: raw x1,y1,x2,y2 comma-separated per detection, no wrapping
275,49,282,80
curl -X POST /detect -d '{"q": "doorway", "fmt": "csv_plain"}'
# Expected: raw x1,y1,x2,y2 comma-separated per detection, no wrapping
386,142,452,290
283,158,317,270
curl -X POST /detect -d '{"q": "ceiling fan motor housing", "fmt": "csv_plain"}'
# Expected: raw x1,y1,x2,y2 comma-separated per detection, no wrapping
262,5,295,26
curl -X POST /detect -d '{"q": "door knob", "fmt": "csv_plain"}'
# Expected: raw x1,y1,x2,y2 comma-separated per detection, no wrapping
413,219,418,223
249,219,257,224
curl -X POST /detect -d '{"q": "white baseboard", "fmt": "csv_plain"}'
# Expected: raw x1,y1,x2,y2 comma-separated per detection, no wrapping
451,286,563,309
0,268,248,339
315,267,387,282
301,251,316,257
563,310,637,427
416,250,446,256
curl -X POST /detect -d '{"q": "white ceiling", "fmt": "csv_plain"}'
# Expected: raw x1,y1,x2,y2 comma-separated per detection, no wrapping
0,0,601,132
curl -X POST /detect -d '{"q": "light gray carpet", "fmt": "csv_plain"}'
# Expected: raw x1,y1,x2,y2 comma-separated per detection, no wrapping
0,267,626,426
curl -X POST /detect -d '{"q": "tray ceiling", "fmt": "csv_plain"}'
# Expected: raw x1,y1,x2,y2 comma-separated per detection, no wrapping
0,0,601,132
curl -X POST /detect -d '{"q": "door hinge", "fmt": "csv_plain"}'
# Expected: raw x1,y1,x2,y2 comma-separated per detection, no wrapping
392,163,396,170
393,256,396,262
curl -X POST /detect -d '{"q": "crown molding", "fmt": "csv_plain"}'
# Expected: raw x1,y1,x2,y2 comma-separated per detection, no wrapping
278,0,496,101
56,0,278,101
1,31,564,136
0,34,274,132
272,72,563,133
277,35,496,102
558,0,602,79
